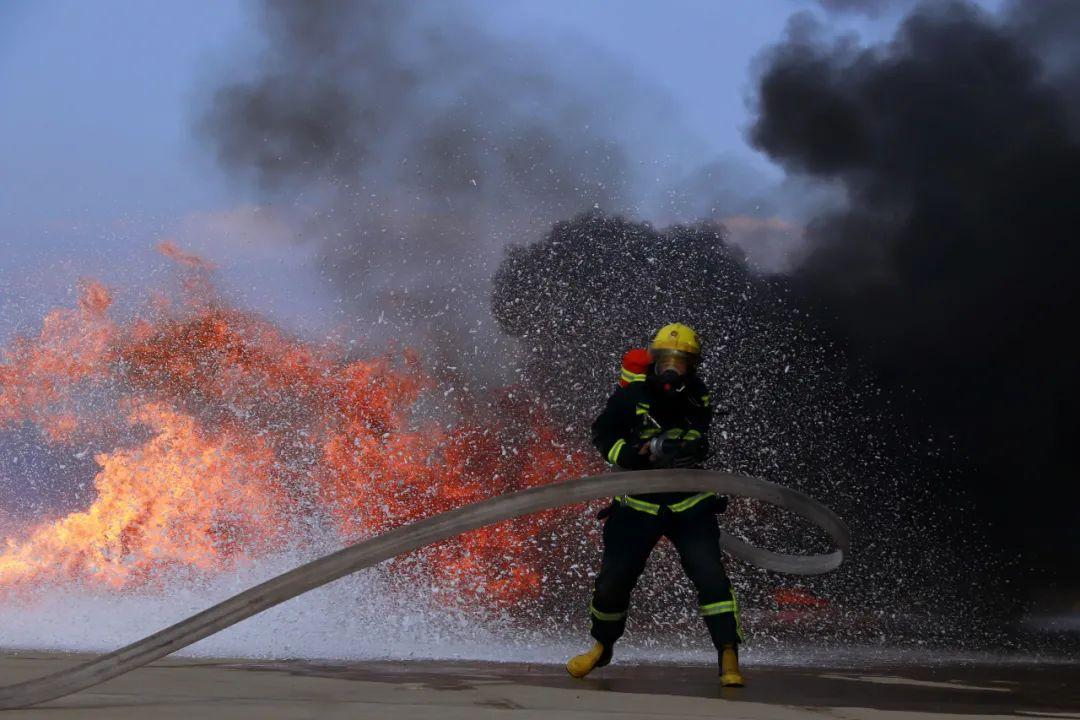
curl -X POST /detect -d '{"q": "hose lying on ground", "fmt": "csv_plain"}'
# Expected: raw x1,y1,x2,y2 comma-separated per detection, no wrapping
0,469,849,710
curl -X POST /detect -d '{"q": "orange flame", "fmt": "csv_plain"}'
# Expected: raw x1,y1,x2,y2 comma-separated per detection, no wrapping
0,246,601,607
1,280,115,441
157,240,217,270
1,403,283,587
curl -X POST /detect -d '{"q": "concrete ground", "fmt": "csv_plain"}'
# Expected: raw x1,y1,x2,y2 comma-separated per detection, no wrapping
0,652,1077,719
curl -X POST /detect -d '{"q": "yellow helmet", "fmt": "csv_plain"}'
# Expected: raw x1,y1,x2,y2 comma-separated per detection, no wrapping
650,323,700,356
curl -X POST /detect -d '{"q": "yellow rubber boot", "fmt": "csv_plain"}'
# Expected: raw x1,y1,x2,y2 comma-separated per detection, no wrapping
720,644,745,687
566,641,611,678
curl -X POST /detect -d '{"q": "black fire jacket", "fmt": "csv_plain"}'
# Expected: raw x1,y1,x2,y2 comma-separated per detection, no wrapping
591,371,713,506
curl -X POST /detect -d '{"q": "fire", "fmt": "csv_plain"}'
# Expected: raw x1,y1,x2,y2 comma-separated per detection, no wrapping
0,245,601,607
156,240,217,270
0,279,115,442
1,403,283,588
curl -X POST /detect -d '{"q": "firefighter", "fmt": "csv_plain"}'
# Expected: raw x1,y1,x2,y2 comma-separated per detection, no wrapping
566,323,745,687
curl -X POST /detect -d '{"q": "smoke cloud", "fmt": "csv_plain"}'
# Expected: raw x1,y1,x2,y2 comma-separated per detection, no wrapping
750,0,1080,574
198,0,699,380
194,0,1076,623
807,0,913,18
197,1,853,373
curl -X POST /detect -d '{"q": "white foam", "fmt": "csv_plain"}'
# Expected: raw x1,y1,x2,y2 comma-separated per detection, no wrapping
2,543,1076,668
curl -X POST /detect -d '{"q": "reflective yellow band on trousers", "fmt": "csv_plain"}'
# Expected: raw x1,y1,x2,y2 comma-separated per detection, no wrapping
701,592,744,641
607,439,626,464
590,604,627,622
699,600,735,616
615,492,715,515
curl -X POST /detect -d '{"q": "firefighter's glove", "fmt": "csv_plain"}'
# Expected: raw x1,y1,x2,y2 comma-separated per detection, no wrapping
618,440,652,470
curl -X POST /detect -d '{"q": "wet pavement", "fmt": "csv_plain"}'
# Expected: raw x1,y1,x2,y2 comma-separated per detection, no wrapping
1,652,1077,718
240,657,1080,716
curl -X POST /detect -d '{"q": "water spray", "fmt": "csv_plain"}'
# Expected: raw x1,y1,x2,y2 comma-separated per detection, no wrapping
0,469,848,710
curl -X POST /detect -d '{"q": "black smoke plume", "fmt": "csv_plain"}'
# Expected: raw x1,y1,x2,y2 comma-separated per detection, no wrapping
751,0,1080,576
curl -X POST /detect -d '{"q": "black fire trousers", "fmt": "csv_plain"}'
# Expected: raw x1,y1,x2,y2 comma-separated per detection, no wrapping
588,499,743,652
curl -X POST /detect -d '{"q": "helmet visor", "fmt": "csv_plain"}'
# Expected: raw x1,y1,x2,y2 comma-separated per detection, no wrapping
652,348,699,376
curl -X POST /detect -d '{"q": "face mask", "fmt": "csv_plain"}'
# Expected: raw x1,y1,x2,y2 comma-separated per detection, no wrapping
651,368,685,394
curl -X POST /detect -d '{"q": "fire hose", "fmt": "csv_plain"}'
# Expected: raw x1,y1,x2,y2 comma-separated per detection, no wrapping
0,469,849,710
